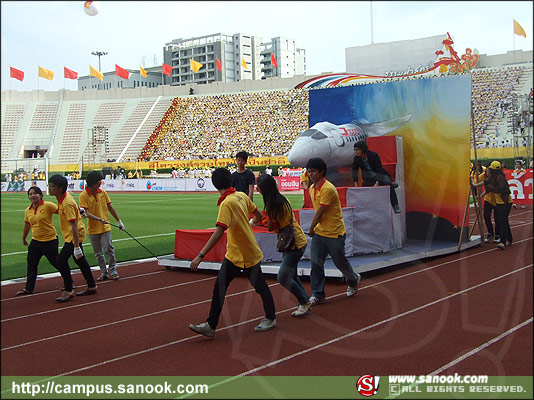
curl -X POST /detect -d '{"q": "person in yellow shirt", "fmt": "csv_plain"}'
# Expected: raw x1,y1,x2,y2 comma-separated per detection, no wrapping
188,168,276,338
48,175,98,302
256,174,311,317
306,158,361,304
79,171,125,281
18,186,70,296
482,161,513,249
300,168,309,189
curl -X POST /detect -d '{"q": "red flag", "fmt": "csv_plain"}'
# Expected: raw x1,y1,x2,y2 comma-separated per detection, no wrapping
216,57,222,72
64,66,78,80
10,66,24,81
162,63,172,77
115,64,130,79
271,52,277,68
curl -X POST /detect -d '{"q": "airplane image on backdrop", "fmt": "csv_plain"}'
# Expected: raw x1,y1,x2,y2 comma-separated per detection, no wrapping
288,114,412,186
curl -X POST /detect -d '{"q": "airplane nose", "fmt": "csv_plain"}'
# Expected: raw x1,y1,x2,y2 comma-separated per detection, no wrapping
288,138,321,167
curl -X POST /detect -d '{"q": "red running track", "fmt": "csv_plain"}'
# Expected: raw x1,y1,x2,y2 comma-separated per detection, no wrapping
1,208,532,378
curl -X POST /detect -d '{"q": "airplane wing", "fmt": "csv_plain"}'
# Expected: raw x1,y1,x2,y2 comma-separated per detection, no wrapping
356,114,413,137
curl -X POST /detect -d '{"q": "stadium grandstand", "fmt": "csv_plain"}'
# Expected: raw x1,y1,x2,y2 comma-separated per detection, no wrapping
1,63,532,180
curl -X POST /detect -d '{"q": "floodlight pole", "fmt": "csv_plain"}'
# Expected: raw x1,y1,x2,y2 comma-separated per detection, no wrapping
91,51,108,72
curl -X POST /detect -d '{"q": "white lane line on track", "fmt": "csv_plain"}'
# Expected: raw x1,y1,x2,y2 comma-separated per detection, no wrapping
2,236,532,324
47,263,533,380
383,317,534,400
1,276,216,323
1,266,168,299
174,264,533,399
0,281,278,352
429,317,534,375
1,232,175,257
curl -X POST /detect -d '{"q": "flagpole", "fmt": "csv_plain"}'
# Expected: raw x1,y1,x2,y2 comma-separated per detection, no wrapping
513,29,516,63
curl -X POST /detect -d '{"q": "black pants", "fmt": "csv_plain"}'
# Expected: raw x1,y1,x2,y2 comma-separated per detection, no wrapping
483,201,500,236
25,238,60,293
363,176,399,208
496,202,513,244
57,242,96,291
207,258,276,329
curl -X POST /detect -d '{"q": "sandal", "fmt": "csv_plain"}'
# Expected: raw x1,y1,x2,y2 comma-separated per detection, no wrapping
16,288,32,296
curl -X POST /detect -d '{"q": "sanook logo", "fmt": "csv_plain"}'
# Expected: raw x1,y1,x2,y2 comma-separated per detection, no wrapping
356,375,380,397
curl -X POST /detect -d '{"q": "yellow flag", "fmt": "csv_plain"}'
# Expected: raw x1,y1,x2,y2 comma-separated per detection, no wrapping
90,65,103,81
514,19,527,37
241,58,247,69
38,66,54,81
140,65,147,78
190,58,203,73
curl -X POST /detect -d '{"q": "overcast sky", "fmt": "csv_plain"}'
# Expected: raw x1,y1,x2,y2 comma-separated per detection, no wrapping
1,1,532,92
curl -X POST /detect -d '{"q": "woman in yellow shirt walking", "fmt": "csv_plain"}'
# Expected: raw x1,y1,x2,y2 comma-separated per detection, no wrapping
18,186,68,296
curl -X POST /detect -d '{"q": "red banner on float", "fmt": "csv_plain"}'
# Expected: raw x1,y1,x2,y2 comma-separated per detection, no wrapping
273,176,300,191
505,168,533,205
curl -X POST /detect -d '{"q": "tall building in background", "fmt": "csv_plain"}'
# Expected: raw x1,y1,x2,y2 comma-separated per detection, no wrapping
260,37,306,79
163,33,306,85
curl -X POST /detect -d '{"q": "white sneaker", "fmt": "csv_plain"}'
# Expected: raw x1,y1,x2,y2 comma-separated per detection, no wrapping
189,322,215,338
347,273,361,297
291,301,312,317
254,318,276,332
309,296,326,305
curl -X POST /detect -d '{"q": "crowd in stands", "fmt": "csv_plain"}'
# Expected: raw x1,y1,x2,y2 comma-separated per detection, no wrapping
471,66,524,143
139,89,309,161
138,67,529,162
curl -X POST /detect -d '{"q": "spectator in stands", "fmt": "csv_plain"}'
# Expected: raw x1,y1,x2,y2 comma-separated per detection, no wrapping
232,151,256,201
18,187,64,296
305,157,361,305
188,168,276,338
171,167,179,179
79,171,125,281
256,174,311,317
352,140,400,213
264,166,272,175
48,175,98,302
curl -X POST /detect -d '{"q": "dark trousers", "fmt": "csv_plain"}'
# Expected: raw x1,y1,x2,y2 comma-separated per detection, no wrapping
363,176,399,208
25,238,59,293
57,242,96,291
207,258,276,329
496,202,513,244
483,201,500,236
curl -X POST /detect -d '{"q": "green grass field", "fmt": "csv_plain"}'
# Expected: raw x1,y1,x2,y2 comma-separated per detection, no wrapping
0,191,304,281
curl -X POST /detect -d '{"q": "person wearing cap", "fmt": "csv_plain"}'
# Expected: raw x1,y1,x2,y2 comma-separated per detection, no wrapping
474,161,513,250
471,166,500,243
352,140,400,213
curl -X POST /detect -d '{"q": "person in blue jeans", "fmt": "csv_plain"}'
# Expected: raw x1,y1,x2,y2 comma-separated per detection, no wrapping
306,157,361,304
256,174,311,316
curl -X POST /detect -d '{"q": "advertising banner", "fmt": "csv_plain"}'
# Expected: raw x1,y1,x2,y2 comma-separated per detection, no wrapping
505,168,533,205
274,176,300,191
